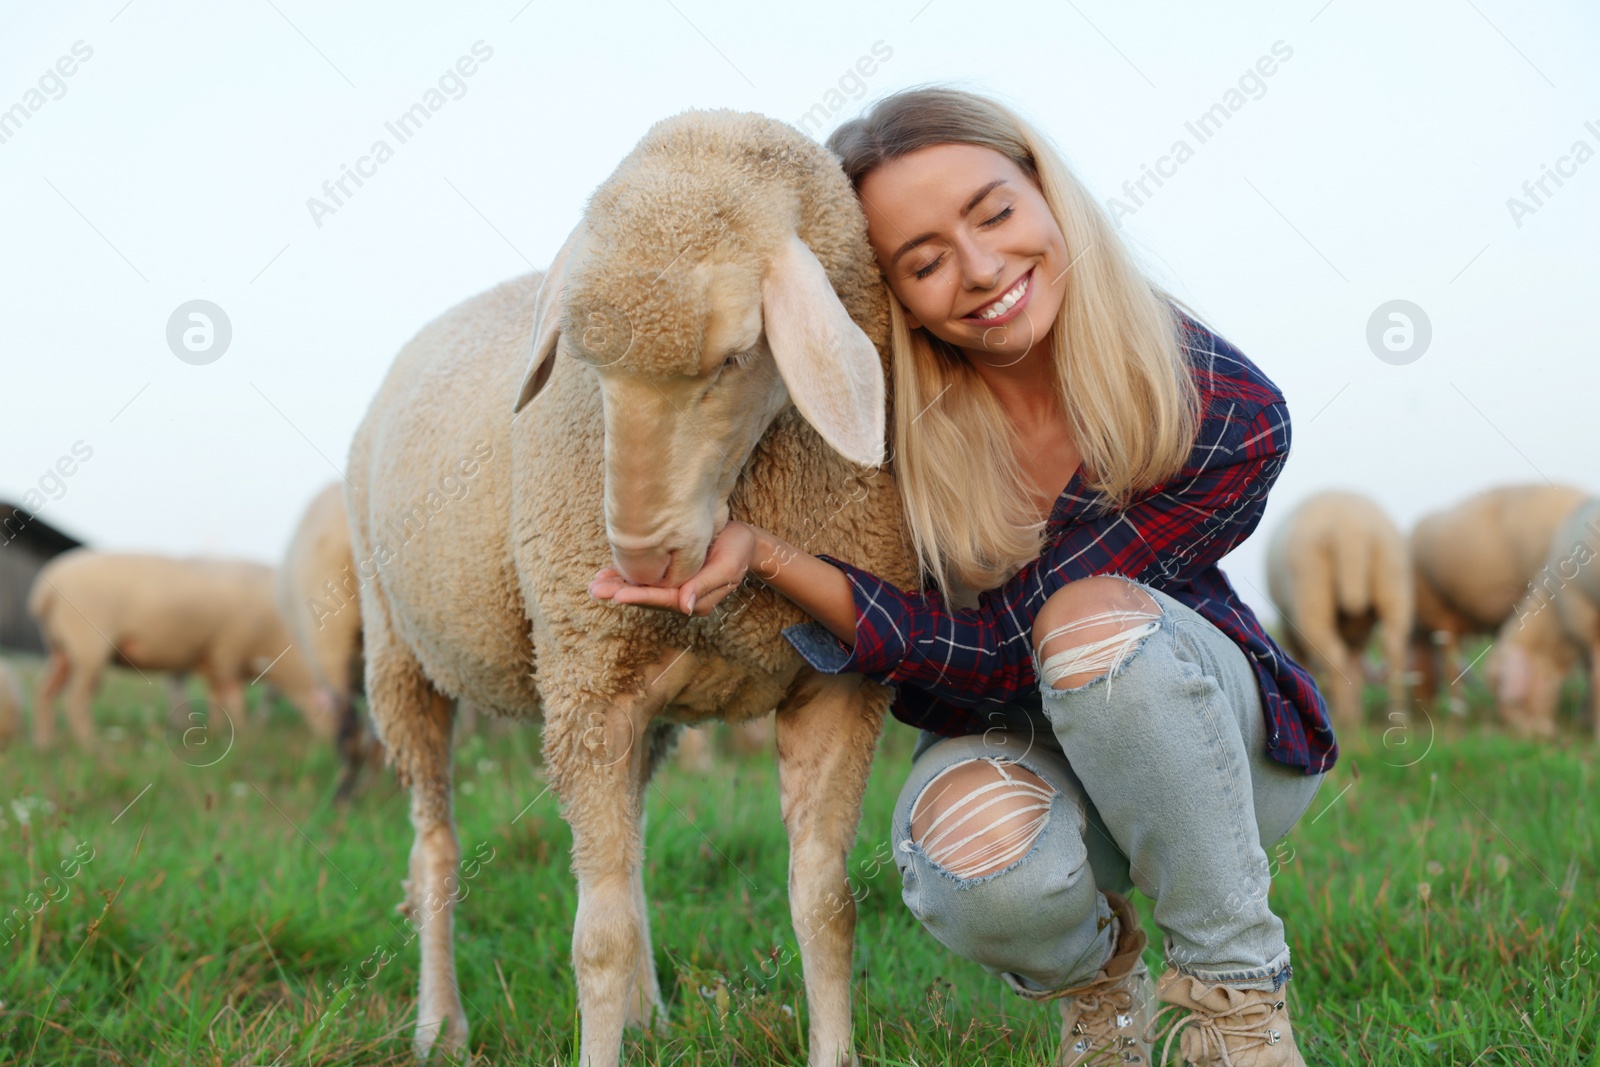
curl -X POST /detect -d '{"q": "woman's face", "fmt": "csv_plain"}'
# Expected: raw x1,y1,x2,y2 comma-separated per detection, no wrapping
856,142,1070,364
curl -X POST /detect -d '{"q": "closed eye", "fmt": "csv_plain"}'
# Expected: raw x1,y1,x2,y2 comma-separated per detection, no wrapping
913,205,1015,280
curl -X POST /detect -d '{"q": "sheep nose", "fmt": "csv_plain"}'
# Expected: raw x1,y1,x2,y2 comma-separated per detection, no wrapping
611,546,675,587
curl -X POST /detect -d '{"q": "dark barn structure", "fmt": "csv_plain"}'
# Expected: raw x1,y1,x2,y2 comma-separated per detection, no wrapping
1,503,84,653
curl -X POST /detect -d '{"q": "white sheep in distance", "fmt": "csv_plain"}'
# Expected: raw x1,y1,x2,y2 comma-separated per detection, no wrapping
1266,490,1412,727
277,481,374,799
27,549,329,749
1486,496,1600,738
1409,483,1587,712
345,107,913,1064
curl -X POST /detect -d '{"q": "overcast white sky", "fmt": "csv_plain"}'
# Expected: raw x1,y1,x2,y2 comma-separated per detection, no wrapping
3,0,1597,623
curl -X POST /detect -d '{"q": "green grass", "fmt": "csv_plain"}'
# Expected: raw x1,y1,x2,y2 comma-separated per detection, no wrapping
0,645,1596,1066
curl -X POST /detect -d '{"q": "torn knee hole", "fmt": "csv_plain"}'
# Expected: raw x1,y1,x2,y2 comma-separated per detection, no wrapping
1035,594,1162,691
907,758,1054,880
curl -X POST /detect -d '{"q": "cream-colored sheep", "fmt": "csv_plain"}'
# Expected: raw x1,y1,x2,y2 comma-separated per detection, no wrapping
671,716,775,772
1487,496,1600,738
1410,483,1587,711
277,481,373,797
346,109,913,1064
28,549,328,748
0,660,21,748
1266,490,1412,728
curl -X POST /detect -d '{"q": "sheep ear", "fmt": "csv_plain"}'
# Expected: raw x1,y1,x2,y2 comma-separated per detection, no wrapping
760,232,886,468
514,224,587,414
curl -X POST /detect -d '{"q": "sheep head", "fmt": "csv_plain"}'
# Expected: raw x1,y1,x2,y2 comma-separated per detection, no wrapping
512,112,887,589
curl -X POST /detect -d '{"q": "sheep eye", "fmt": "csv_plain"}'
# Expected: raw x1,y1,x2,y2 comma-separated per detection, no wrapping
720,352,745,372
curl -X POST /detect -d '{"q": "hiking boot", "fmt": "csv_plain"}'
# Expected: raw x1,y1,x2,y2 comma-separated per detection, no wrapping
1148,967,1306,1065
1034,889,1156,1065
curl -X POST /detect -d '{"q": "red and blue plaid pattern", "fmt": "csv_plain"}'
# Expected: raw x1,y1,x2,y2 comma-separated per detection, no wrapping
782,311,1338,775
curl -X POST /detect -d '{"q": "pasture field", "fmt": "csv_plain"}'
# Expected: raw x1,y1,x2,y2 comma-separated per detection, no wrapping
0,646,1595,1066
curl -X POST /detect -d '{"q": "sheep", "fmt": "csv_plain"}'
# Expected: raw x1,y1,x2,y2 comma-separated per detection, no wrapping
1409,483,1588,712
671,716,775,772
27,549,329,749
1486,496,1600,738
277,481,374,798
0,660,21,748
1266,490,1412,728
345,107,912,1064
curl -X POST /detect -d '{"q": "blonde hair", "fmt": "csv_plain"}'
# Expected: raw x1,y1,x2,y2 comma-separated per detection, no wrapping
826,86,1204,604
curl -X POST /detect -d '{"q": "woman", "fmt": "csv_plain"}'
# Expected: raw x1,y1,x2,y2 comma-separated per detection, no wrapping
589,86,1337,1066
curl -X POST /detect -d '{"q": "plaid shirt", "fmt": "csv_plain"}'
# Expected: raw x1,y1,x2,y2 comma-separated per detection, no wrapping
782,312,1338,776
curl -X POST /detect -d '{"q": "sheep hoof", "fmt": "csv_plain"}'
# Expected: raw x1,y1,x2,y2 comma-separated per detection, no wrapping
413,1010,470,1062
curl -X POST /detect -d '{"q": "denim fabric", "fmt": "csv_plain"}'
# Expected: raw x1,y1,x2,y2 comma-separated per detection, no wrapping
892,577,1325,995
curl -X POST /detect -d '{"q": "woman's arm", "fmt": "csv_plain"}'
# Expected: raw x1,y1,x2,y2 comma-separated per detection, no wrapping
747,527,862,647
782,395,1293,708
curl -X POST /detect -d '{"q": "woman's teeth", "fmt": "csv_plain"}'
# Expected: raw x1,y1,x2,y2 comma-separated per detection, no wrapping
973,271,1030,320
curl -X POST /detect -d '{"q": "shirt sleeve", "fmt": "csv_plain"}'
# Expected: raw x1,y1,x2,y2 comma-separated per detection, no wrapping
781,398,1292,708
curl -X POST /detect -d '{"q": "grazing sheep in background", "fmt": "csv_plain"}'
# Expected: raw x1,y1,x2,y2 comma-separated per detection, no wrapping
1409,483,1587,712
346,108,912,1063
1266,489,1412,727
0,660,21,747
1487,496,1600,738
27,549,329,749
277,481,374,798
672,716,776,772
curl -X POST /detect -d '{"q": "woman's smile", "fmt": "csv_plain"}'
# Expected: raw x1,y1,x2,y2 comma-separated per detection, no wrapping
962,266,1034,326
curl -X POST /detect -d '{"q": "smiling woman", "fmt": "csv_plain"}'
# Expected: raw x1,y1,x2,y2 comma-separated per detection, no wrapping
595,86,1333,1066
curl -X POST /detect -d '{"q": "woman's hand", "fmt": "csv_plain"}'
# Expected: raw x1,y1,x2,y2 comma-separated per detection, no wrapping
588,520,760,617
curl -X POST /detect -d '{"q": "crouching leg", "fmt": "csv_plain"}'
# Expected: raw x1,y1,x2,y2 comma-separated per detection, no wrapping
893,733,1115,995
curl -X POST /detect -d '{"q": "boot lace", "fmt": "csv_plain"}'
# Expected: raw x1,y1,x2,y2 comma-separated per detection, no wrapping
1040,981,1146,1063
1147,993,1288,1065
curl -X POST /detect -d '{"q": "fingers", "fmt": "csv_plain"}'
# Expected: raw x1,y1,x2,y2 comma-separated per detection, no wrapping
588,561,749,616
608,585,682,610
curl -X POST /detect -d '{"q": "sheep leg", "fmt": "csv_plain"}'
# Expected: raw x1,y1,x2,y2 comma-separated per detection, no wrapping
165,673,191,731
362,625,465,1059
1294,595,1363,728
331,694,365,803
32,651,68,749
405,726,465,1061
207,675,246,731
559,699,654,1067
774,671,885,1067
1436,629,1469,714
624,721,678,1031
1379,613,1414,725
62,658,102,748
1588,642,1600,739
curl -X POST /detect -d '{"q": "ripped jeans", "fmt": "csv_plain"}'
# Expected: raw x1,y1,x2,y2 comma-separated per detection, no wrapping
891,578,1325,997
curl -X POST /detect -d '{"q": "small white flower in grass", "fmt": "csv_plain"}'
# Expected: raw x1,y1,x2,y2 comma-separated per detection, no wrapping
10,796,56,826
461,781,477,795
476,758,498,776
229,782,250,798
105,725,127,742
1492,854,1511,880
